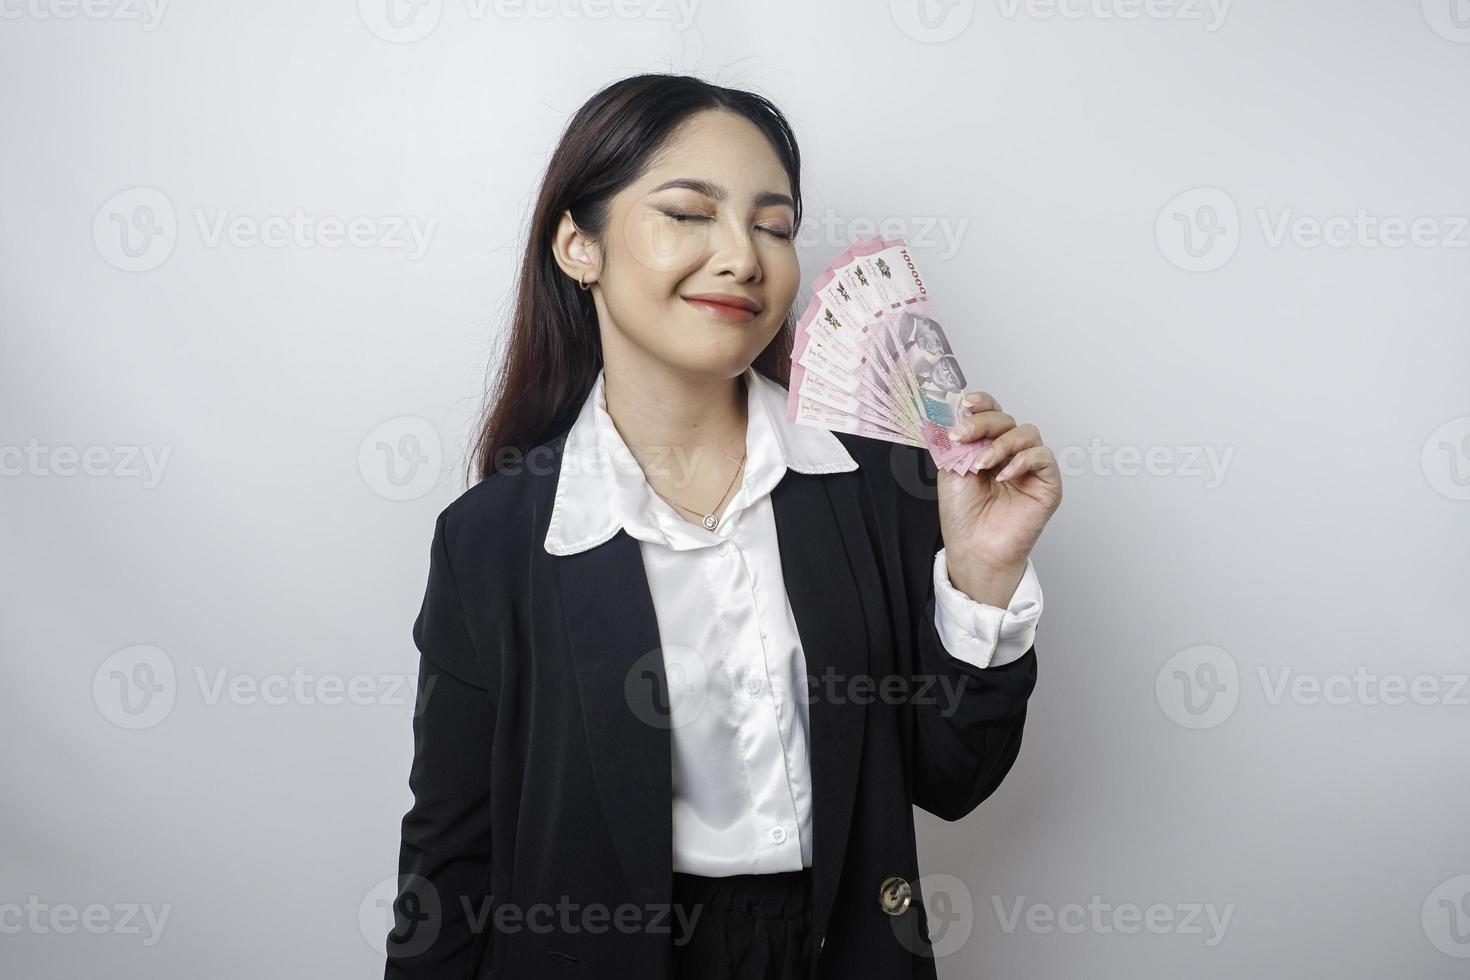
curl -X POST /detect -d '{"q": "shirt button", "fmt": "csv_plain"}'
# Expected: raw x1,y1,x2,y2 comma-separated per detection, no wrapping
745,676,763,696
770,826,787,844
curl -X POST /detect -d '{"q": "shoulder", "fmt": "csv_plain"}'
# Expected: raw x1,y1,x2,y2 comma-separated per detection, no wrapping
433,431,567,572
827,432,943,595
831,432,939,515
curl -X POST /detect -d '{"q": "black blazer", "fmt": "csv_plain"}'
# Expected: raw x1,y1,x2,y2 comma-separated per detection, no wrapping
384,427,1038,980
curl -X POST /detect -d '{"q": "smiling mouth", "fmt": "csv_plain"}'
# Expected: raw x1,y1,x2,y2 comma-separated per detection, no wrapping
682,297,759,323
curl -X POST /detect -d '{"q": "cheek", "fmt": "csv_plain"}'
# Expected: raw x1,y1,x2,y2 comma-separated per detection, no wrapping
615,208,710,278
763,248,801,302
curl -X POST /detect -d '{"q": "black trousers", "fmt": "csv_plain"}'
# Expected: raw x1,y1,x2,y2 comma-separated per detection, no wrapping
670,868,816,980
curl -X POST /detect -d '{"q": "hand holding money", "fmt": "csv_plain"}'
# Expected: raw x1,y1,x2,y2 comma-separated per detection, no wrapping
787,236,1062,603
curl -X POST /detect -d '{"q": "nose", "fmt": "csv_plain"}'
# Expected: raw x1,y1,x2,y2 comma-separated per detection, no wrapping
706,218,762,283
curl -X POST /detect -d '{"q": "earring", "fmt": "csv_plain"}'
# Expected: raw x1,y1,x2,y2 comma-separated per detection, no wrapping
577,237,592,290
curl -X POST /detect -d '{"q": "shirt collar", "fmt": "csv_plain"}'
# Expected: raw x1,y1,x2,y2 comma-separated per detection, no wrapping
543,365,857,556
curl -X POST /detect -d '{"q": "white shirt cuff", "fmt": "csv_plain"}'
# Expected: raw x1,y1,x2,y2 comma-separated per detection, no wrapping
931,548,1042,669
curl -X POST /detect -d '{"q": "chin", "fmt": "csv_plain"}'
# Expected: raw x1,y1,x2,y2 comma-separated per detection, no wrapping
669,316,766,372
668,345,762,382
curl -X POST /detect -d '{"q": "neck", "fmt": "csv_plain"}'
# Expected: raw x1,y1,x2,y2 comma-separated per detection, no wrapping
600,349,749,479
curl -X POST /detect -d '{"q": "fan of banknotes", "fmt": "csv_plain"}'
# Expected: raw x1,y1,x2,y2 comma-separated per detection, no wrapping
786,236,993,473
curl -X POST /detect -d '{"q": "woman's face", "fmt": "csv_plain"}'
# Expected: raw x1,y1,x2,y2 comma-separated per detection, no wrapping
572,108,800,381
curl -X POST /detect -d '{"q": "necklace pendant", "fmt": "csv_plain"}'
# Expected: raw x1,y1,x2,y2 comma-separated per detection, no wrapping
702,513,719,531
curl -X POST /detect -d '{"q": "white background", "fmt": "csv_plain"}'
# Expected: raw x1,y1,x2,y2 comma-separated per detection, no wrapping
3,0,1468,976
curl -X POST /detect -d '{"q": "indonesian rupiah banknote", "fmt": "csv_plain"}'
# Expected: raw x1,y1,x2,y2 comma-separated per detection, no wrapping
786,237,992,473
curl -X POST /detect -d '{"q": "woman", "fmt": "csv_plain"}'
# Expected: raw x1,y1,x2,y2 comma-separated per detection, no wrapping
385,73,1061,980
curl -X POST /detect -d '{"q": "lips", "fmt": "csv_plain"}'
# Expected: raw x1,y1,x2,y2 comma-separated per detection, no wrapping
682,293,762,323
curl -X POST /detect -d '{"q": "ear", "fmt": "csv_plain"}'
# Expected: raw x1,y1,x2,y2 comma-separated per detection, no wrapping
550,211,601,289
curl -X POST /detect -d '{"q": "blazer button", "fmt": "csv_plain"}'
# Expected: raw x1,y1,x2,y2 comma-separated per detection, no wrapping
878,876,912,916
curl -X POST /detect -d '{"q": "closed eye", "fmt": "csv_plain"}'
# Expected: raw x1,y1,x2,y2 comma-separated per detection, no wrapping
660,210,793,240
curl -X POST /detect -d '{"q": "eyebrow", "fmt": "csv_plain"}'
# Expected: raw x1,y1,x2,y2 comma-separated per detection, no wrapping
649,177,795,212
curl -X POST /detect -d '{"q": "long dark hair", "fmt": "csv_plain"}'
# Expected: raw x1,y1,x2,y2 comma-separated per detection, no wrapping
468,73,804,484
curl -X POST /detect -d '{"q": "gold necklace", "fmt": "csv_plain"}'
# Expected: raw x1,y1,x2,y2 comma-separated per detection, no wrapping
648,452,747,531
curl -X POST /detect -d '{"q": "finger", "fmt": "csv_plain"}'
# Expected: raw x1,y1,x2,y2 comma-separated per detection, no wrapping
975,422,1042,468
995,445,1060,489
960,390,1001,416
950,409,1015,443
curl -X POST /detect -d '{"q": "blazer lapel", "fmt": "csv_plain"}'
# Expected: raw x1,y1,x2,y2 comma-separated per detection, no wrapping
772,469,872,946
558,528,674,912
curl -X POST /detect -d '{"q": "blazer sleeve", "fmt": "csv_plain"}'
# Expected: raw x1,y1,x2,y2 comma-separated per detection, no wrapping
384,509,496,979
889,448,1039,823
